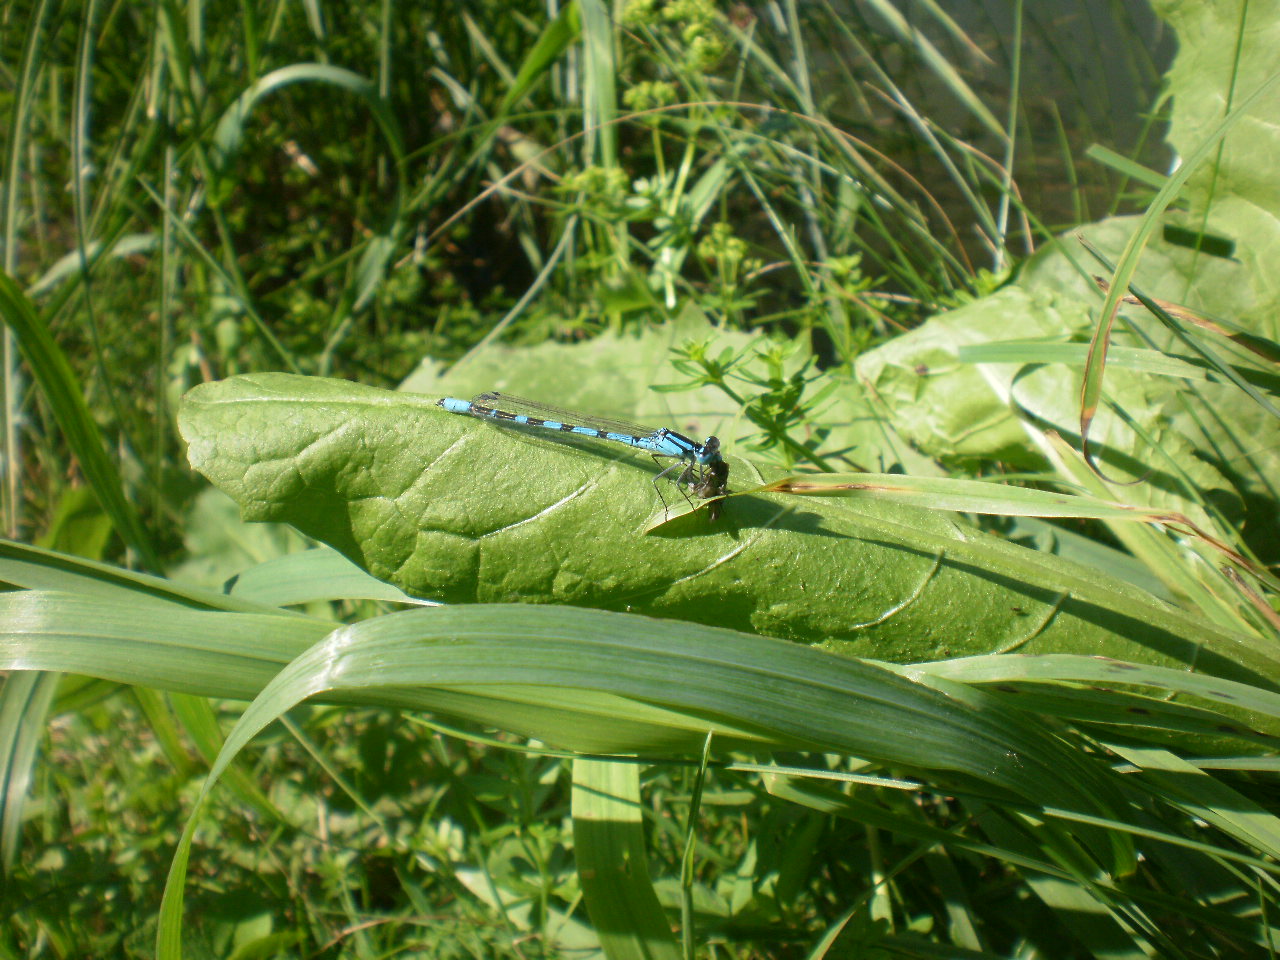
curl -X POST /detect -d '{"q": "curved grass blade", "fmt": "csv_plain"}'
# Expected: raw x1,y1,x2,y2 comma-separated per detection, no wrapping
227,547,432,608
1079,68,1280,470
0,671,58,874
0,276,157,569
572,758,681,960
0,538,306,615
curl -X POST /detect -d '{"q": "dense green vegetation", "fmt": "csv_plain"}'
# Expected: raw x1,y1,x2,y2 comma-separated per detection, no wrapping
2,0,1279,957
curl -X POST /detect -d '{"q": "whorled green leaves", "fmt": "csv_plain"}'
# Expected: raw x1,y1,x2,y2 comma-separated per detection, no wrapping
179,373,1278,688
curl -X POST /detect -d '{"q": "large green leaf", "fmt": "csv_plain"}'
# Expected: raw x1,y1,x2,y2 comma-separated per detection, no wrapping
178,373,1278,688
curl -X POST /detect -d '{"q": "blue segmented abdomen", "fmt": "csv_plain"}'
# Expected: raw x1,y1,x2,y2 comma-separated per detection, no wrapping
438,394,694,459
436,391,730,518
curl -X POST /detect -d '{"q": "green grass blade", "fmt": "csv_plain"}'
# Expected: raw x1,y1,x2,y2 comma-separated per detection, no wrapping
974,810,1149,956
860,0,1005,140
0,671,59,874
0,538,306,615
915,653,1280,723
27,234,159,297
578,0,617,168
0,591,330,699
227,547,432,607
1,0,54,537
1109,744,1280,863
762,471,1181,522
207,63,407,314
210,64,404,173
958,340,1280,390
572,759,681,960
1085,144,1169,189
496,2,580,117
1,597,1128,808
1080,68,1280,452
0,276,158,569
166,691,277,819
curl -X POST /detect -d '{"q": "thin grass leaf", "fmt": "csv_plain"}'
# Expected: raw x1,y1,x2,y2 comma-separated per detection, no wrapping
1079,67,1280,464
1040,432,1268,635
776,762,1280,947
761,471,1179,521
1107,743,1280,863
1084,144,1169,189
1097,274,1280,361
496,2,580,117
907,653,1280,757
0,277,158,569
1,0,54,537
974,810,1151,956
167,691,276,820
1082,243,1280,419
578,0,617,168
767,775,1068,880
0,538,304,615
0,591,329,700
761,467,1265,588
860,0,1005,140
679,735,713,959
130,687,197,779
0,671,59,874
914,653,1280,722
207,63,407,314
572,759,682,960
210,64,405,175
959,339,1280,392
1126,280,1280,419
26,233,159,297
227,547,432,607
